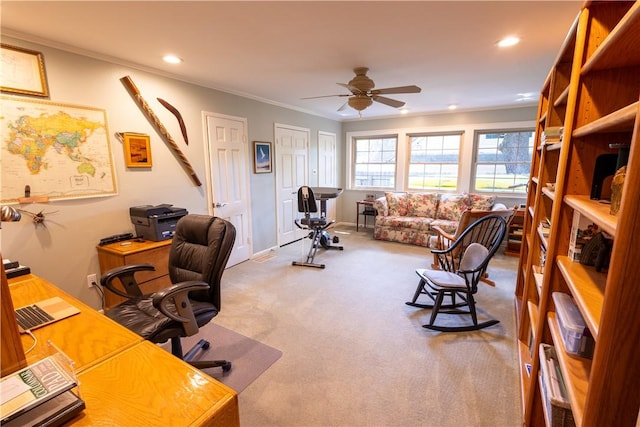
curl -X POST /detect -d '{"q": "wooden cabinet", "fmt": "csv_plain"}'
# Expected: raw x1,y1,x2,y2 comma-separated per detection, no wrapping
515,2,640,426
96,239,172,309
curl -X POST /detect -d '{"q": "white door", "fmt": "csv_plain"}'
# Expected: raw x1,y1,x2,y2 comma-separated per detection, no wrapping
275,124,309,246
203,112,251,267
318,131,337,221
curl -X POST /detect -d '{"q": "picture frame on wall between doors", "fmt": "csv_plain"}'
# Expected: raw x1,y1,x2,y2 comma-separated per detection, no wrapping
253,141,272,174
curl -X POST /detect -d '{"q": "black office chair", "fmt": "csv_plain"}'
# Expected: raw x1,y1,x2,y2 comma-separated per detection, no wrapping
101,214,236,371
406,215,507,332
292,186,342,269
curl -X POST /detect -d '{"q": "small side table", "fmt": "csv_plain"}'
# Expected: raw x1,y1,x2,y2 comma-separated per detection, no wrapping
356,200,376,231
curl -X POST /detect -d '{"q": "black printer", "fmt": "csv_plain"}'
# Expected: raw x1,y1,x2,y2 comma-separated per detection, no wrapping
129,204,188,241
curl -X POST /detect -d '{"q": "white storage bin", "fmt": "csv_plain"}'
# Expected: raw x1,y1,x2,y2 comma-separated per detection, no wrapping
552,292,594,357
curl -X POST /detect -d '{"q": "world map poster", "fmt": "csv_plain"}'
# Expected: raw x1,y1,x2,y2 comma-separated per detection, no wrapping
1,96,117,203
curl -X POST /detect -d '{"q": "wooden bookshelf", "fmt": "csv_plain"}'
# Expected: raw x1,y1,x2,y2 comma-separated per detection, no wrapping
515,2,640,425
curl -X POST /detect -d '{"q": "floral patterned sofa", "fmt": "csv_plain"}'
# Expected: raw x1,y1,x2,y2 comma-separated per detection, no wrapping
372,192,505,247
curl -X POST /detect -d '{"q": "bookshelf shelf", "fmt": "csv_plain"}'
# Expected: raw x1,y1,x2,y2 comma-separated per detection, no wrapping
564,195,618,236
557,256,605,338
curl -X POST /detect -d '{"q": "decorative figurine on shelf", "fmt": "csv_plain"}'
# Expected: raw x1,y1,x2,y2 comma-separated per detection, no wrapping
610,165,626,215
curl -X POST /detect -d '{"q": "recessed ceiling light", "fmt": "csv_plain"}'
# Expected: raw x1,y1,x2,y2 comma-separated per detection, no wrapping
163,55,183,64
400,108,409,115
448,104,457,110
498,36,520,47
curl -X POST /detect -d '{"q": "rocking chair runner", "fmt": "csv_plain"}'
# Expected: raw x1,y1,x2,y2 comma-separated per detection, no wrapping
406,214,507,332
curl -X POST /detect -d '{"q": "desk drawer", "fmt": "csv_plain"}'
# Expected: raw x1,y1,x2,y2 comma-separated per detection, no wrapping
124,247,170,282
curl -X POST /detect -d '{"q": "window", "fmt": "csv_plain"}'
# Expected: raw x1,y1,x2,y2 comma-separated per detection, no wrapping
352,136,397,189
473,129,534,193
408,133,462,190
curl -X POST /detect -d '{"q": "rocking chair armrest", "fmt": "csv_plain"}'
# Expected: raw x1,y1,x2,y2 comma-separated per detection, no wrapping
431,225,455,242
100,263,155,299
152,281,209,324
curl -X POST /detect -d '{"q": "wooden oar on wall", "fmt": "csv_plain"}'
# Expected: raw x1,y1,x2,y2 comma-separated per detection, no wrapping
120,75,202,186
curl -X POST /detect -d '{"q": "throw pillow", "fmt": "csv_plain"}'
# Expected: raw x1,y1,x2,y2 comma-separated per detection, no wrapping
385,192,408,216
406,193,439,217
436,194,468,221
467,193,496,210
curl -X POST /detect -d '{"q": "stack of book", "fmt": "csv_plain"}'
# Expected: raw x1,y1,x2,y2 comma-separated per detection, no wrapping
0,356,85,426
541,126,564,145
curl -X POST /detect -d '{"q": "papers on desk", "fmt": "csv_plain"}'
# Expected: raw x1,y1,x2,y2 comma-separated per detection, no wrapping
0,356,78,423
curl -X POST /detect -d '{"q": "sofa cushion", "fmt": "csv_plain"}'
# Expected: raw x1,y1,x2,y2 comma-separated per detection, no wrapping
406,193,439,218
385,192,408,216
430,219,460,235
436,194,468,221
376,215,432,231
467,193,497,210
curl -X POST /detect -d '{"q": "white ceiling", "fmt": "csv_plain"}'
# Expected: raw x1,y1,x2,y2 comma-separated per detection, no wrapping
1,1,581,121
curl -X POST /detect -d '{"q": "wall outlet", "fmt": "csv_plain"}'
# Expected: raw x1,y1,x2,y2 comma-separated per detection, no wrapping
87,273,97,288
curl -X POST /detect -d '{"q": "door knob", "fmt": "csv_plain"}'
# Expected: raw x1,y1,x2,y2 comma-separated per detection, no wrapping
213,202,228,208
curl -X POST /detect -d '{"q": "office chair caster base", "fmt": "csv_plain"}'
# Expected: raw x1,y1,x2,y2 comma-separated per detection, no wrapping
422,319,499,332
333,236,340,243
222,361,232,372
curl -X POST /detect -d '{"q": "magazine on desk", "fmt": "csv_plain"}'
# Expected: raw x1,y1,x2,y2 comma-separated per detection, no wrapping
0,356,77,423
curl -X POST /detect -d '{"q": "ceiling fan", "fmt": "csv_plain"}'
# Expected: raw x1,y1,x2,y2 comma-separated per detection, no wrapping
303,67,421,113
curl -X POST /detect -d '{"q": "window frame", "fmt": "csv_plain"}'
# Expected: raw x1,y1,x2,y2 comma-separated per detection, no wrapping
471,127,535,195
348,133,399,191
405,131,464,192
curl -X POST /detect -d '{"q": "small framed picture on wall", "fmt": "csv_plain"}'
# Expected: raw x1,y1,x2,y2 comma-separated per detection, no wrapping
123,133,152,168
253,141,272,174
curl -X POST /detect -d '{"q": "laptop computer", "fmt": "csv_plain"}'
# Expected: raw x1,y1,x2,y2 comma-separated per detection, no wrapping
14,297,81,333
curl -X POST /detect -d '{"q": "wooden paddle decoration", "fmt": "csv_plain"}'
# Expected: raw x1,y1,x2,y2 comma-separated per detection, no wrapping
120,75,201,186
157,98,189,145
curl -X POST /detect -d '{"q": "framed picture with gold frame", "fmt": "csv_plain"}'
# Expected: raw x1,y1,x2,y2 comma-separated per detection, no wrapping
0,44,50,97
123,133,152,168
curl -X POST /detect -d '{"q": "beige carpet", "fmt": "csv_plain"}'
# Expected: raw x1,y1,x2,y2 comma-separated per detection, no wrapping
214,226,522,427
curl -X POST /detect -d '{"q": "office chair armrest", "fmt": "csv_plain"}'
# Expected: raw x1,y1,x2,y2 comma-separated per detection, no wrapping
152,281,209,336
100,264,155,299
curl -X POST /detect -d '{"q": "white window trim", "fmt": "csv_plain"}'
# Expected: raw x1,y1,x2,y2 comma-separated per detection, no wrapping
471,127,535,194
346,120,535,194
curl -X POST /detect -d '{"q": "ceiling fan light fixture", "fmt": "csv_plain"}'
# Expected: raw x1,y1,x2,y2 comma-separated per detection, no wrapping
348,95,373,111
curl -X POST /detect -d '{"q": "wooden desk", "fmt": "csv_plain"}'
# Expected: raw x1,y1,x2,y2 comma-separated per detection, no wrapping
73,342,239,426
356,200,376,232
5,274,240,426
96,239,172,309
8,274,142,373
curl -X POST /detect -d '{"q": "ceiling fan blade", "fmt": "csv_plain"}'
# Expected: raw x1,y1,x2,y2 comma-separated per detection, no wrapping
301,94,350,100
337,82,364,94
372,95,406,108
371,85,421,95
337,102,349,112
